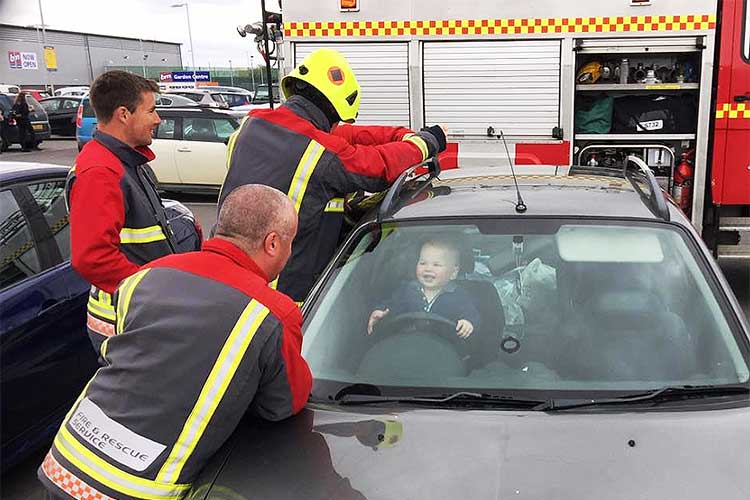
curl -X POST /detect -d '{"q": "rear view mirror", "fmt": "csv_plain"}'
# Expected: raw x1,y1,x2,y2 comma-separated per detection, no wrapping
556,225,664,263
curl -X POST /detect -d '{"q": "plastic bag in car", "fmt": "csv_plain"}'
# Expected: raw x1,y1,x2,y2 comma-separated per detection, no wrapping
493,258,557,326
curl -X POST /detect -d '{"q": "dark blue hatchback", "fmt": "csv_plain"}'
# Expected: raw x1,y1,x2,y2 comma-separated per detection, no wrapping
0,162,97,472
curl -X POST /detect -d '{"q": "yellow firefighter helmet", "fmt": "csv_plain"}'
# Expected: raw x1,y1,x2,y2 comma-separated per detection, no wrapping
281,48,361,123
576,61,603,84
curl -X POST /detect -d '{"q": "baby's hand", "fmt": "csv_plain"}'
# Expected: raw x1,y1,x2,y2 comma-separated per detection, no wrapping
368,308,389,335
455,319,474,338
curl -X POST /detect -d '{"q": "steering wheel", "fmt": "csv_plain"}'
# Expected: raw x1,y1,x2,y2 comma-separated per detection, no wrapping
359,312,469,380
373,311,465,347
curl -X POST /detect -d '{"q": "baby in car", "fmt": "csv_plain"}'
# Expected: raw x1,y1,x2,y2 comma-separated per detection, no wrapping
368,238,480,338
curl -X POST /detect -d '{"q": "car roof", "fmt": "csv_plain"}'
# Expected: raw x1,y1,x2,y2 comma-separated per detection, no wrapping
41,96,82,101
0,162,69,183
387,167,686,224
156,106,239,117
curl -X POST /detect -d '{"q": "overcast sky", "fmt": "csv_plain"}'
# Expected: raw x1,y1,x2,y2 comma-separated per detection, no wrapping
0,0,279,69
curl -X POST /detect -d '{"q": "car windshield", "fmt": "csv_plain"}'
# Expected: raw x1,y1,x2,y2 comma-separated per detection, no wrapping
303,219,749,399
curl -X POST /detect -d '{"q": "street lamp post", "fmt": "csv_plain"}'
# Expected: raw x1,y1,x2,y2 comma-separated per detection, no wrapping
171,2,197,88
250,54,256,92
229,59,234,86
139,39,146,77
36,0,53,92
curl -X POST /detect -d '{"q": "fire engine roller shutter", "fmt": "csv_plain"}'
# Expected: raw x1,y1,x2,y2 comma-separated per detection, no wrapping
294,42,410,127
423,40,561,137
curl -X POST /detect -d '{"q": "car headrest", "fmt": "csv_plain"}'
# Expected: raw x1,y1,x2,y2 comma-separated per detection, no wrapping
584,290,665,330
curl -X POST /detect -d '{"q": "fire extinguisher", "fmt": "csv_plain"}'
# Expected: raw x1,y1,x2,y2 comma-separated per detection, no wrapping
672,150,694,215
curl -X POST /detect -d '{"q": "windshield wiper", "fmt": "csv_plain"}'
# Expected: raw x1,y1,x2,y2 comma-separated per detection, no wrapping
535,384,750,412
335,391,547,408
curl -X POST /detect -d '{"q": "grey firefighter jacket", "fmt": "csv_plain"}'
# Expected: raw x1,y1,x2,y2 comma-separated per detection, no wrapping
38,238,312,500
66,131,176,354
219,95,444,302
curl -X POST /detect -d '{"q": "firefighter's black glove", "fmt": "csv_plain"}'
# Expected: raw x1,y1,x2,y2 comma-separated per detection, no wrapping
421,125,447,153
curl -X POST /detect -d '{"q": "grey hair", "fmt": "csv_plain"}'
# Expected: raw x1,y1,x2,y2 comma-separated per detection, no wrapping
215,185,296,249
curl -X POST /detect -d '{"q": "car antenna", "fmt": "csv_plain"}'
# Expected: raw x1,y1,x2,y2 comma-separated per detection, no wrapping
497,129,527,213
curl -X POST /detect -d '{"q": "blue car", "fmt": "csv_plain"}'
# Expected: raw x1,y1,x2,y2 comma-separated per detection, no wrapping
0,162,98,472
75,96,97,151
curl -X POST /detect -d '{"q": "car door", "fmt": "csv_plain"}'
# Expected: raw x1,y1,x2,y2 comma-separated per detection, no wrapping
59,98,81,135
148,115,183,187
176,116,237,187
0,177,95,468
41,98,64,133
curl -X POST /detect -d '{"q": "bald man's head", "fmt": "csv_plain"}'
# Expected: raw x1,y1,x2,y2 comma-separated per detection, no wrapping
215,185,298,280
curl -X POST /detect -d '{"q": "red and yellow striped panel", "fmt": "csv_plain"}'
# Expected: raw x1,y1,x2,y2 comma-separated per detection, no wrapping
285,14,715,38
716,103,750,119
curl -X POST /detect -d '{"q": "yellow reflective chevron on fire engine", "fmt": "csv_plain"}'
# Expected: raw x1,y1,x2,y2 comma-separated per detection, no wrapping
287,139,325,213
156,300,271,484
120,226,167,244
284,14,716,37
716,103,750,119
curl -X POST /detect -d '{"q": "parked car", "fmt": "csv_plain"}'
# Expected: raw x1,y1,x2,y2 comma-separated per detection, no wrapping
209,88,253,108
0,162,202,472
251,84,280,104
149,107,240,192
0,93,51,151
75,95,97,151
40,96,83,136
75,94,201,150
53,86,89,97
208,85,255,97
189,159,750,499
0,84,21,94
156,93,200,107
0,162,98,472
21,88,51,101
165,89,229,108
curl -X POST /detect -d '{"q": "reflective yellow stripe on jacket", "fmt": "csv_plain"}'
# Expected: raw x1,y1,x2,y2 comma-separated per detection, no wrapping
402,133,429,161
116,270,151,335
53,428,189,500
287,139,325,213
120,226,167,244
156,300,271,484
87,293,116,322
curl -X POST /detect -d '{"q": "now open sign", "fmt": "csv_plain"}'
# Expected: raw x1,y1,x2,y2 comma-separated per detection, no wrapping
8,51,38,70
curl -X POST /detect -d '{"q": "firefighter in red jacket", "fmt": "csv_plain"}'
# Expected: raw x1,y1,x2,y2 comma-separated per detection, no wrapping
220,48,448,303
39,185,312,500
67,71,176,354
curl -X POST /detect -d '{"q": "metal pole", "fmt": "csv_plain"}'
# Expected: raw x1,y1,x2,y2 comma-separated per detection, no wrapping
260,0,274,109
250,55,256,92
184,2,197,88
140,39,146,77
229,59,234,86
36,0,51,92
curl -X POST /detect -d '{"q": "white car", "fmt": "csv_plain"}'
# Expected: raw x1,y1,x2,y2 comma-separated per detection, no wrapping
148,107,240,193
53,86,90,97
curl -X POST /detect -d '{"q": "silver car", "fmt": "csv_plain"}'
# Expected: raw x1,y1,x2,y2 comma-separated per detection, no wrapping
189,161,750,500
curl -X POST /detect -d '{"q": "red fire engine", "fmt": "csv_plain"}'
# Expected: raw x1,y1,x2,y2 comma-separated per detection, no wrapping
272,0,749,258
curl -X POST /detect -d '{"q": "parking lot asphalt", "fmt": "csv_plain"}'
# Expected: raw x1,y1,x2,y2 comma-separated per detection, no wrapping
1,138,747,499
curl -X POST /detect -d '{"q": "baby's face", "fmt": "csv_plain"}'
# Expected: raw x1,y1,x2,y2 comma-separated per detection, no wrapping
416,244,460,291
